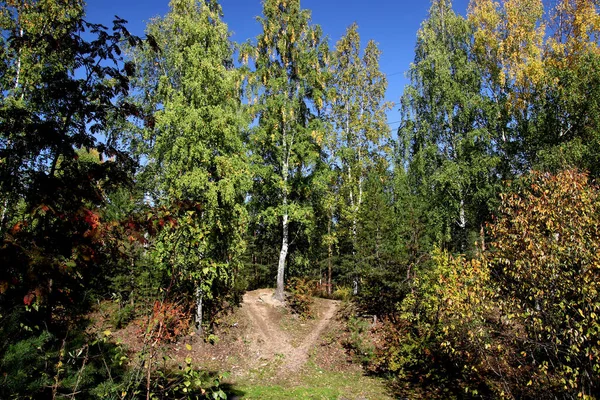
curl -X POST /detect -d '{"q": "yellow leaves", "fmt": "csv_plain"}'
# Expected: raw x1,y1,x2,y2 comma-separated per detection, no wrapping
311,129,323,146
469,0,546,106
547,0,600,68
315,96,323,110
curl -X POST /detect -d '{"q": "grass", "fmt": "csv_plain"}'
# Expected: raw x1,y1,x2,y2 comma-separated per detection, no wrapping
228,360,392,399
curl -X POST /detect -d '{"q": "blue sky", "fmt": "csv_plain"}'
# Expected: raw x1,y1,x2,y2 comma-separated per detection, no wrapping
85,0,471,129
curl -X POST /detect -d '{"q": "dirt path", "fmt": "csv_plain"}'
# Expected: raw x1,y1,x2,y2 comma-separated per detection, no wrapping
241,289,339,373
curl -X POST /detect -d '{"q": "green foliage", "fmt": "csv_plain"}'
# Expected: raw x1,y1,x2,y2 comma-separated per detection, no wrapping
149,357,227,400
110,304,136,330
532,52,600,177
371,170,600,398
353,170,409,318
341,315,375,365
400,0,501,252
331,286,352,302
130,0,251,329
241,0,329,299
0,3,147,397
0,331,54,395
0,328,131,399
323,23,393,292
369,249,497,398
487,169,600,397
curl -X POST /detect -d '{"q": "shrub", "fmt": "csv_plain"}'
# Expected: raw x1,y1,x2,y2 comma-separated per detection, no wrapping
373,169,600,399
332,285,352,302
486,169,600,398
286,277,315,319
111,304,136,329
372,249,501,398
342,315,375,365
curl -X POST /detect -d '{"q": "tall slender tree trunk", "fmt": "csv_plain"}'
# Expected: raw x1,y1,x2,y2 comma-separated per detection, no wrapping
275,194,288,301
275,156,289,302
349,167,359,295
458,197,466,229
0,198,8,235
327,215,333,295
14,28,23,92
195,286,203,335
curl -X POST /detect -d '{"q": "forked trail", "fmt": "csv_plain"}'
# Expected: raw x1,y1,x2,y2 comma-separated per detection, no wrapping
241,289,339,373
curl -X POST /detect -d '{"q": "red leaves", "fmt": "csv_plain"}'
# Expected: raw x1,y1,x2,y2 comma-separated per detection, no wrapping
140,300,190,344
10,222,25,234
23,292,35,306
83,209,100,230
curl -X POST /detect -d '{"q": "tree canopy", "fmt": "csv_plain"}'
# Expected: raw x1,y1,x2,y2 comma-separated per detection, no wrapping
2,0,600,398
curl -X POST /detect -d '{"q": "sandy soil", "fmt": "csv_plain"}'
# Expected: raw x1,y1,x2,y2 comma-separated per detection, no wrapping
241,289,339,374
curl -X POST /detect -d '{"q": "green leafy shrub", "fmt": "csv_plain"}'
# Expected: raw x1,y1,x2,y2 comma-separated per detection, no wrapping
371,249,501,398
111,304,136,329
372,170,600,399
486,169,600,398
145,357,227,400
332,285,352,302
0,328,130,399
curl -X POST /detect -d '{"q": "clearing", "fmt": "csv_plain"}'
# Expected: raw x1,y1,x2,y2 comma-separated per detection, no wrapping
107,288,393,399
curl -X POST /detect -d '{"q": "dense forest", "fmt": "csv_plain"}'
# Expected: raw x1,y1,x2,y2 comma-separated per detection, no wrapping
2,0,600,398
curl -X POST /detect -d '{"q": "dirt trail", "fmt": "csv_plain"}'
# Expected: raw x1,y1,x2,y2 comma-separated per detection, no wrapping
241,289,338,373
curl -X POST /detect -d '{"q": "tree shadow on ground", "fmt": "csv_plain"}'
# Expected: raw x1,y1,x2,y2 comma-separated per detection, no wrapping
220,382,245,399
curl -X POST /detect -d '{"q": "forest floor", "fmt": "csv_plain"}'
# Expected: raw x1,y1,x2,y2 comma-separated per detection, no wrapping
101,289,393,399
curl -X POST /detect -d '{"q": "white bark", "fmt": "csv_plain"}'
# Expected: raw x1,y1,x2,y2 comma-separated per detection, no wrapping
0,198,7,234
275,121,290,302
195,286,203,335
458,198,466,229
14,28,23,91
275,204,288,301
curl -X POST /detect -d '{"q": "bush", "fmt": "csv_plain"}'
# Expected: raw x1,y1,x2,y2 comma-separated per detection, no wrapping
486,169,600,398
342,315,375,365
372,170,600,399
111,304,136,329
286,277,315,319
372,249,501,398
332,286,352,302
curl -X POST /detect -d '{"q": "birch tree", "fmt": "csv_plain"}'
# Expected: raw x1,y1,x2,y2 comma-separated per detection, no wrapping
133,0,250,331
330,23,391,290
242,0,328,301
400,0,499,250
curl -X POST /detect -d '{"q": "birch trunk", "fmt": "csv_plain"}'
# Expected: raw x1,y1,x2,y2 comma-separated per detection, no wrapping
327,215,332,296
0,198,8,235
195,286,203,335
14,28,23,91
275,122,290,302
275,193,288,301
458,198,466,229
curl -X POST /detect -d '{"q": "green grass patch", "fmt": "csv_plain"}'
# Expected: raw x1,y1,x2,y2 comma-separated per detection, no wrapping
230,362,392,399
